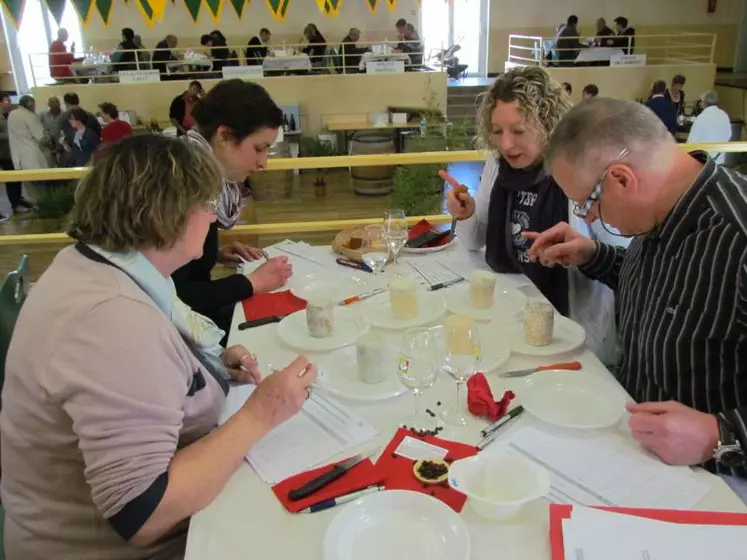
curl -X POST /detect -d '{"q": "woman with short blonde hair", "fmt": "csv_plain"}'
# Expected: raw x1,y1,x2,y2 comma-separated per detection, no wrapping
1,134,316,559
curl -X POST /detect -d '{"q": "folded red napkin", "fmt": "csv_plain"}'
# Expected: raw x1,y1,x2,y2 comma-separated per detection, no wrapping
375,427,478,512
408,219,452,248
467,372,516,422
241,290,307,322
271,456,383,513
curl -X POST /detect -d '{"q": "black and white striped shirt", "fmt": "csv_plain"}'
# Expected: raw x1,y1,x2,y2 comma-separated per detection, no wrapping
582,153,747,478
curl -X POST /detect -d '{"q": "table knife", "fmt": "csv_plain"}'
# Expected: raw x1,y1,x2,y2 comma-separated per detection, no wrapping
448,218,457,241
499,361,582,378
288,454,365,502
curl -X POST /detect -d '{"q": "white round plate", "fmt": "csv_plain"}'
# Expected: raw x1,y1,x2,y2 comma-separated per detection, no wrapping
402,235,457,254
323,490,471,560
503,315,586,356
521,370,626,429
319,344,407,401
277,308,369,352
444,282,528,322
288,271,379,302
361,291,446,330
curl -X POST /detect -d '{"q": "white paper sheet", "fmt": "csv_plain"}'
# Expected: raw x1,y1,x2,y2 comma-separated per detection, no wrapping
494,425,710,509
239,240,328,280
562,506,747,560
403,259,463,287
219,384,378,484
394,436,449,461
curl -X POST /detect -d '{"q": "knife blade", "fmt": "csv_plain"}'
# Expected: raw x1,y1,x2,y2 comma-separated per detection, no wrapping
288,454,365,502
499,361,582,378
448,218,457,241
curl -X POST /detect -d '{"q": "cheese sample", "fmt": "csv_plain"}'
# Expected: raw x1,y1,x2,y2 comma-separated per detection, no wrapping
306,298,334,338
523,301,554,346
356,333,386,384
446,314,475,355
389,277,418,319
469,270,497,310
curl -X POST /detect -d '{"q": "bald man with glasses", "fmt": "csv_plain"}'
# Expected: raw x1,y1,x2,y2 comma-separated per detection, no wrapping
526,98,747,501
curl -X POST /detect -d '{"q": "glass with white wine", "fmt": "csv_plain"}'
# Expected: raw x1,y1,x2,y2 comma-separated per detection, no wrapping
398,328,440,430
383,209,408,265
362,225,389,276
440,316,482,426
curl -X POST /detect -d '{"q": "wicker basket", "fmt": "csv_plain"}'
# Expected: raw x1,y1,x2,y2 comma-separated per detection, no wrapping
332,227,367,263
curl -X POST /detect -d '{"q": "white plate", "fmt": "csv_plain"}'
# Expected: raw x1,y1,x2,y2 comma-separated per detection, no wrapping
288,271,379,302
323,490,471,560
402,234,457,254
319,344,407,401
277,308,370,352
443,282,528,322
361,291,446,330
503,315,586,356
521,370,626,429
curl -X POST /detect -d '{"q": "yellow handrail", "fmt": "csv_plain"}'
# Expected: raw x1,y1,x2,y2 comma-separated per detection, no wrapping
0,143,745,182
0,215,453,246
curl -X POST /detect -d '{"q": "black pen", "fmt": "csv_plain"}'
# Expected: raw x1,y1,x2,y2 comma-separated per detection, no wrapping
477,406,525,450
429,277,465,291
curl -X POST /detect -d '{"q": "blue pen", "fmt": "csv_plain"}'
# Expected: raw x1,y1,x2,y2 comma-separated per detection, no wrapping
298,485,384,514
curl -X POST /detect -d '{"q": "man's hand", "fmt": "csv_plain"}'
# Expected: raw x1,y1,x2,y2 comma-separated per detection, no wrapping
627,401,720,466
247,256,293,294
523,222,597,268
218,242,264,266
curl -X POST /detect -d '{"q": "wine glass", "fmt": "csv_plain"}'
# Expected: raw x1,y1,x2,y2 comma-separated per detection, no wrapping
384,208,408,232
383,209,408,265
361,225,388,276
440,317,481,426
398,328,439,430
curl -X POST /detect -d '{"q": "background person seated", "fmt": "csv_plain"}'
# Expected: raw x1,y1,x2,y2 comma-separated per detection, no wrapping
302,23,327,67
246,28,271,66
645,80,677,135
665,74,687,116
613,16,636,54
582,84,599,100
340,27,370,73
110,27,139,73
48,28,82,82
687,91,732,164
152,34,178,76
63,108,100,167
556,15,584,66
594,17,616,47
99,102,132,145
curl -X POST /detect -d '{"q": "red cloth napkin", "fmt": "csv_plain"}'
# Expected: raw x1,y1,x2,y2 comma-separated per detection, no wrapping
467,372,516,422
241,290,307,322
408,219,452,248
271,456,383,513
375,427,478,512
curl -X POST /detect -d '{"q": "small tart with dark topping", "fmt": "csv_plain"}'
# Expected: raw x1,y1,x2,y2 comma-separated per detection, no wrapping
413,458,450,485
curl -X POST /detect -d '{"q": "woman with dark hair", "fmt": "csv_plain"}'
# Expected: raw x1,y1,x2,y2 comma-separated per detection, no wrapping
664,74,686,116
173,79,292,340
302,23,327,66
111,27,139,72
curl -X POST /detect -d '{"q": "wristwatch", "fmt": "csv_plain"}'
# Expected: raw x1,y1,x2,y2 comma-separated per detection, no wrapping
714,416,746,468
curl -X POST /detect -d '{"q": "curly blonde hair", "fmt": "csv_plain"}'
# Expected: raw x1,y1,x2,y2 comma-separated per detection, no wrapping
476,66,573,150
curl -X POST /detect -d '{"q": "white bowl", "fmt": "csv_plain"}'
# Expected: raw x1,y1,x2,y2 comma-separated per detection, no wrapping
447,452,549,520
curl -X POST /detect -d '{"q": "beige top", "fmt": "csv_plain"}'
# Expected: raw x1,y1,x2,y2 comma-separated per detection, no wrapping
0,246,227,560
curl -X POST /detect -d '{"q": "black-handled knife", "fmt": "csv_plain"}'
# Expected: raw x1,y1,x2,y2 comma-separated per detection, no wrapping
288,454,365,502
238,316,283,330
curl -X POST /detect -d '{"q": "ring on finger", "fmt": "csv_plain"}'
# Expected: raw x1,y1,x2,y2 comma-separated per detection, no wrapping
305,386,313,400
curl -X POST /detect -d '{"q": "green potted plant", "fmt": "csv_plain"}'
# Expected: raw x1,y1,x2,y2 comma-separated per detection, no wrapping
390,163,444,217
300,136,334,197
33,181,77,225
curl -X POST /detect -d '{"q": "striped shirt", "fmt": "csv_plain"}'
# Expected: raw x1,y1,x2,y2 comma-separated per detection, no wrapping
581,152,747,478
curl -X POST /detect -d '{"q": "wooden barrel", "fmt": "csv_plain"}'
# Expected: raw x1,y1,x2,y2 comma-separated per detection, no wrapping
349,131,395,195
250,141,294,200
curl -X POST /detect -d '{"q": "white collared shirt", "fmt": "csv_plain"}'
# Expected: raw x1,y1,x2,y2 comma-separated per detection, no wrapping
687,105,732,164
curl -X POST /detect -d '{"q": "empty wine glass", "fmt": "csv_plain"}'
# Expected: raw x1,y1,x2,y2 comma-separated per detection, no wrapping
383,209,408,265
362,225,389,276
440,317,481,426
384,208,408,232
398,328,439,430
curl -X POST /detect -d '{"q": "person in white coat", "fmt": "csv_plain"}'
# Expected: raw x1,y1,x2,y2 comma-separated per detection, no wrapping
687,91,732,165
8,96,51,173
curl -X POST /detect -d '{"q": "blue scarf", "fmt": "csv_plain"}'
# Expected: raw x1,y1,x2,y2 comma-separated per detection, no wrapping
86,245,229,380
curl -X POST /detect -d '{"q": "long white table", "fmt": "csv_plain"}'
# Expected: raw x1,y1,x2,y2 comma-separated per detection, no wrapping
185,242,747,560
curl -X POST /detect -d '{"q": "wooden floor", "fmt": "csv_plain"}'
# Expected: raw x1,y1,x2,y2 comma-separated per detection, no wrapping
0,162,483,281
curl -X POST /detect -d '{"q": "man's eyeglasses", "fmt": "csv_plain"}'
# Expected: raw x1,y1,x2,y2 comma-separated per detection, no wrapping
572,148,629,219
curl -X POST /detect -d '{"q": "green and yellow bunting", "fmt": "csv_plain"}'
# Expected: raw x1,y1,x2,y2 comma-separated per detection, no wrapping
228,0,248,18
43,0,66,25
70,0,94,26
385,0,396,11
265,0,289,21
204,0,224,24
0,0,25,28
183,0,200,21
324,0,341,16
365,0,377,13
95,0,113,25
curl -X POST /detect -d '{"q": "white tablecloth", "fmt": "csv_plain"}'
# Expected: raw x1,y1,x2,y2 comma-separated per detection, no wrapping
575,47,625,63
359,51,411,71
70,63,111,76
167,59,213,73
185,242,747,560
263,54,312,72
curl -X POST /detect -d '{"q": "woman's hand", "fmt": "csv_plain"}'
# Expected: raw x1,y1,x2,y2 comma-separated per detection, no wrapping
440,170,475,221
218,242,264,266
222,345,261,384
248,256,293,293
244,355,317,430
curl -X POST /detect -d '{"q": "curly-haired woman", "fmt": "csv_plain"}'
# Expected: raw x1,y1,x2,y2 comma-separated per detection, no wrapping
442,66,573,312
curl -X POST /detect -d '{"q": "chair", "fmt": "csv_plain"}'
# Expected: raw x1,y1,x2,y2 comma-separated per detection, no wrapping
0,255,29,390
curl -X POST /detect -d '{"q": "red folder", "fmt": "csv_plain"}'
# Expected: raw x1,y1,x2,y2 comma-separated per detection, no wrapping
549,503,747,560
